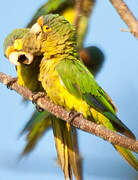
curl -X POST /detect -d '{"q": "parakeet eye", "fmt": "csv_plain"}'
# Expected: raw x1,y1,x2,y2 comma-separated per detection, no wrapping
42,25,52,33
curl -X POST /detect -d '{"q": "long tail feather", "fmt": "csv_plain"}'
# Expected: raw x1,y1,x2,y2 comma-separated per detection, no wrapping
20,110,51,135
91,108,138,171
114,145,138,171
21,115,52,155
52,118,83,180
72,127,83,180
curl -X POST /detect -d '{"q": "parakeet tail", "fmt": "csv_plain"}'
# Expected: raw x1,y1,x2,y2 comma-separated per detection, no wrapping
21,114,52,156
104,112,136,140
114,145,138,171
52,118,83,180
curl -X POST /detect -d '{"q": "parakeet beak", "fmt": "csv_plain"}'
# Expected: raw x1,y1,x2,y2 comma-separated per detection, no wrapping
17,52,34,65
30,16,44,34
8,51,34,66
30,23,42,34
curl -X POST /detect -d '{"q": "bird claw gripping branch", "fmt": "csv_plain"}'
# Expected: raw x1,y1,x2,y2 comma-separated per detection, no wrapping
6,77,17,90
31,92,46,112
69,111,82,124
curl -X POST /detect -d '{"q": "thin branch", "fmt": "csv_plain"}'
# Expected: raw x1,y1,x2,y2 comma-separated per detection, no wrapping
0,72,138,153
109,0,138,38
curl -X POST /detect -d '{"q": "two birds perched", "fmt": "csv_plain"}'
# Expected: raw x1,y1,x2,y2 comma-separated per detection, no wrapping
4,1,105,180
3,0,138,179
4,14,138,179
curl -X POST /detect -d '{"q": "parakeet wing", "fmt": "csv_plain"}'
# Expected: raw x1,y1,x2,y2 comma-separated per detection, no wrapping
56,59,135,139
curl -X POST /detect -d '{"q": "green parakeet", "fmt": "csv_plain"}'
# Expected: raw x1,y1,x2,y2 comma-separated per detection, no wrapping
9,14,137,171
24,0,103,148
27,0,95,48
4,28,83,180
3,1,104,179
21,1,104,177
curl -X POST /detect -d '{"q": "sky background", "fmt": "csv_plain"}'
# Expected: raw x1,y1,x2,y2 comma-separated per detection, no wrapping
0,0,138,180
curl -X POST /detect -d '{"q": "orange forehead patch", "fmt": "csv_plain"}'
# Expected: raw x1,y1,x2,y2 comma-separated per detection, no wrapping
37,16,44,26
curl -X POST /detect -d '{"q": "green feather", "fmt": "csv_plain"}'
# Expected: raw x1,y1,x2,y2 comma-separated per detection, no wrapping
56,58,135,139
3,28,29,55
20,111,51,135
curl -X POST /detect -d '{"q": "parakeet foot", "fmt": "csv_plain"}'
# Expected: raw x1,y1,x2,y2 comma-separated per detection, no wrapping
32,92,46,112
35,104,44,112
7,77,17,89
69,111,81,124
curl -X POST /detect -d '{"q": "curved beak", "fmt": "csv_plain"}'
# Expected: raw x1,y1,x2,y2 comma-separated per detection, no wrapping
9,51,34,66
30,16,44,34
30,23,42,34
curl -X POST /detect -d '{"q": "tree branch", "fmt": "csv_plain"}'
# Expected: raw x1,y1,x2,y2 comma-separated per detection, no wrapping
109,0,138,38
0,72,138,153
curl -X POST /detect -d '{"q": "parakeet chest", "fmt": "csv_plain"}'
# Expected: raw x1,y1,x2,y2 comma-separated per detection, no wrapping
17,57,42,92
39,59,90,117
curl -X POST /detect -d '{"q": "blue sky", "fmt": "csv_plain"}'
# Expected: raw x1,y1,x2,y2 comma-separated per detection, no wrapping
0,0,137,179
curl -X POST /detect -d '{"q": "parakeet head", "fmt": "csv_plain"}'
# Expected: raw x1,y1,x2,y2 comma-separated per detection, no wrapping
4,29,34,66
32,14,76,40
4,14,78,66
24,14,78,58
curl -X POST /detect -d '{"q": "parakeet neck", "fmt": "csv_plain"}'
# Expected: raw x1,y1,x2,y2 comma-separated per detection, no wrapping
42,38,79,60
17,56,43,92
39,38,79,83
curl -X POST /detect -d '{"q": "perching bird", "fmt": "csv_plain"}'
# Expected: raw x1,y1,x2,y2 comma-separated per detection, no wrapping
4,28,83,180
5,14,137,171
27,0,95,48
24,0,104,149
21,1,104,178
27,0,104,75
4,1,104,179
4,5,104,175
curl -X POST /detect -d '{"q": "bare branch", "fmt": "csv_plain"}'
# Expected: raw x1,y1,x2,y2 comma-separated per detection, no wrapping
109,0,138,38
0,72,138,153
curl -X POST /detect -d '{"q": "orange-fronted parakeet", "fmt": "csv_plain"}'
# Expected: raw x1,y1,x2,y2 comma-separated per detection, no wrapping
27,0,104,75
3,1,104,178
8,14,137,171
27,0,95,48
22,0,103,175
4,28,83,180
24,0,104,150
4,26,104,180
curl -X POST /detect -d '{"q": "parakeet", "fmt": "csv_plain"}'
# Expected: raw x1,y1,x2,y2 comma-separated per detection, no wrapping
4,28,83,180
24,0,103,147
4,1,104,179
6,14,137,171
27,0,104,75
21,1,104,178
27,0,95,48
